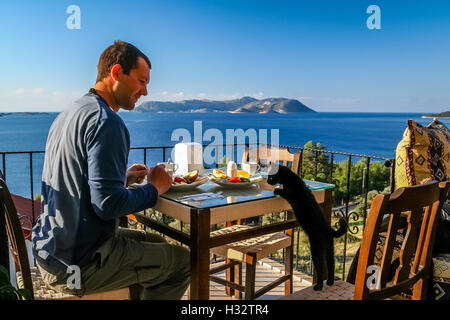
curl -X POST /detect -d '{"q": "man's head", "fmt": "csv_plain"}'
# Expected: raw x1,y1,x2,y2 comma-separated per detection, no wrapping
96,40,151,111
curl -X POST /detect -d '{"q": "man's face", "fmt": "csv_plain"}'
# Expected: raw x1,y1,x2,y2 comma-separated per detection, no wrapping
113,56,150,111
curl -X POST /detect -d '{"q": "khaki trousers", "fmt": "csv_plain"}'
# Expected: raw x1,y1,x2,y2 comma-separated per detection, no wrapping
37,228,190,300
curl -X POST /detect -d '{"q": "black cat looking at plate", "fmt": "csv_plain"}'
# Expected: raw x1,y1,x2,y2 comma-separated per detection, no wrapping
267,162,348,290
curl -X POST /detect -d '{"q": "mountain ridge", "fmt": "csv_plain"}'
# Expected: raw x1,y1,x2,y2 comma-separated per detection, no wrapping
134,96,316,113
422,110,450,118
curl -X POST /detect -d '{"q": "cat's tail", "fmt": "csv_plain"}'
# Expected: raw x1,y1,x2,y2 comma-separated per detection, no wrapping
332,217,348,238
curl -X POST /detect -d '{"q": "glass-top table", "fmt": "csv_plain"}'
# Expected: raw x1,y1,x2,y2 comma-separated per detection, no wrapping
132,172,335,300
161,177,335,209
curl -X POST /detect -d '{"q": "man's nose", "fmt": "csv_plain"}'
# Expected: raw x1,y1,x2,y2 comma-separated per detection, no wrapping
141,86,148,97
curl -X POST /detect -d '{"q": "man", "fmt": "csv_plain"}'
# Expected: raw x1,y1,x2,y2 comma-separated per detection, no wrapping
32,40,190,300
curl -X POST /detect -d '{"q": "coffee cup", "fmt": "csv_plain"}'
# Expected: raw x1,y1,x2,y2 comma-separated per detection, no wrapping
242,162,260,176
157,162,179,177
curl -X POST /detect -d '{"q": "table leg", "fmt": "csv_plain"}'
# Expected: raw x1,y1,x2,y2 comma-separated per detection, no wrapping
189,208,211,300
285,210,295,295
322,188,333,225
314,188,333,225
225,219,241,296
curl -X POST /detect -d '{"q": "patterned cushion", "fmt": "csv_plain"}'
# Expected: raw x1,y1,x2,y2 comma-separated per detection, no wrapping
395,119,450,188
431,254,450,300
373,232,403,265
373,233,450,300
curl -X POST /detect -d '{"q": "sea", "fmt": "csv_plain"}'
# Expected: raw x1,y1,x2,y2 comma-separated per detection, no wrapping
0,111,448,198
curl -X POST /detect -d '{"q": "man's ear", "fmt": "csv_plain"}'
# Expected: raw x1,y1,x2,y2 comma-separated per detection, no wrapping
110,64,122,81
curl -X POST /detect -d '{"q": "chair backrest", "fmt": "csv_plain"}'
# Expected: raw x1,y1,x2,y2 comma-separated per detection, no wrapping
242,146,301,175
353,180,450,300
0,178,33,295
10,194,41,241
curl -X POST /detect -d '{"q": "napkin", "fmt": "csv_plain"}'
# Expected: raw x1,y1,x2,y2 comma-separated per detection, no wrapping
178,192,223,202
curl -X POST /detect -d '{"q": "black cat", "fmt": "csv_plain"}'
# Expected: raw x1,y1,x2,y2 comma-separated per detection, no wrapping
267,163,348,290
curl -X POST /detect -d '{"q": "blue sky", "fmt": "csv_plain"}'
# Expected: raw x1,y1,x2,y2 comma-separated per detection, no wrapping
1,0,450,112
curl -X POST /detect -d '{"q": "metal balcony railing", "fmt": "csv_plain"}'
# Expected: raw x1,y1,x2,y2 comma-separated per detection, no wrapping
0,143,394,281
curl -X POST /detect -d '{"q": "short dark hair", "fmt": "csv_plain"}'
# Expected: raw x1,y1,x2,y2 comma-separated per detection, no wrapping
96,40,151,83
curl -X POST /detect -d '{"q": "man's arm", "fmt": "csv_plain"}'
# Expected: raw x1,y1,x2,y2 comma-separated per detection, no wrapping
86,115,158,220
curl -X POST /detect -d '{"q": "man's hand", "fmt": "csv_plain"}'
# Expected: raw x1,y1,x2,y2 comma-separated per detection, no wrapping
126,164,149,186
147,164,172,195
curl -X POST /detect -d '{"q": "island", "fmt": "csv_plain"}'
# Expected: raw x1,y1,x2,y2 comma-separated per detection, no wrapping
133,96,316,114
0,112,49,117
422,111,450,119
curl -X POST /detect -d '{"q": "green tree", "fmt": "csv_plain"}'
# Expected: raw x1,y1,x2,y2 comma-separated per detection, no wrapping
332,159,390,206
301,141,329,182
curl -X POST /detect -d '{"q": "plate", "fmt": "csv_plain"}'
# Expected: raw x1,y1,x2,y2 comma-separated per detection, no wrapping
128,176,209,190
209,176,263,188
170,176,209,190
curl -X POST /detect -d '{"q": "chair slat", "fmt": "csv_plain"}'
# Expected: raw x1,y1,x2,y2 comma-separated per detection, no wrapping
411,206,431,275
354,194,390,299
394,208,422,283
378,212,403,288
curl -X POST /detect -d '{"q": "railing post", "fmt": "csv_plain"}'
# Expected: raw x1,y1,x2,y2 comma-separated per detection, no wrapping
143,148,147,166
2,153,5,181
389,158,396,192
298,149,303,179
362,157,371,228
0,192,9,272
314,150,318,180
143,148,147,219
29,153,34,224
342,155,352,279
329,153,334,183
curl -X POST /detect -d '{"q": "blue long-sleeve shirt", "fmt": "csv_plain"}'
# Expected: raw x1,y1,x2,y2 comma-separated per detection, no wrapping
32,90,158,271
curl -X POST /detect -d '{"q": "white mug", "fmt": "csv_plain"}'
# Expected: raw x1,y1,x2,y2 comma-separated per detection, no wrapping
157,162,179,177
242,162,261,176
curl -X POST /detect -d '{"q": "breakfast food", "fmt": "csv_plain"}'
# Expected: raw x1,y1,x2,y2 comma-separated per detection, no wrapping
212,168,228,179
173,170,205,184
229,177,241,183
210,169,254,184
173,176,187,184
237,170,250,179
184,170,199,183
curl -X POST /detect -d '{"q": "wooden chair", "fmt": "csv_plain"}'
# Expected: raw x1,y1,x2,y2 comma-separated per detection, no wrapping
280,180,450,300
242,145,301,175
209,146,301,299
0,178,132,300
209,225,292,300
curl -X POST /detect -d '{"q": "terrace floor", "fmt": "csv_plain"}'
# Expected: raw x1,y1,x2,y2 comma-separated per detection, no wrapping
182,257,313,300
